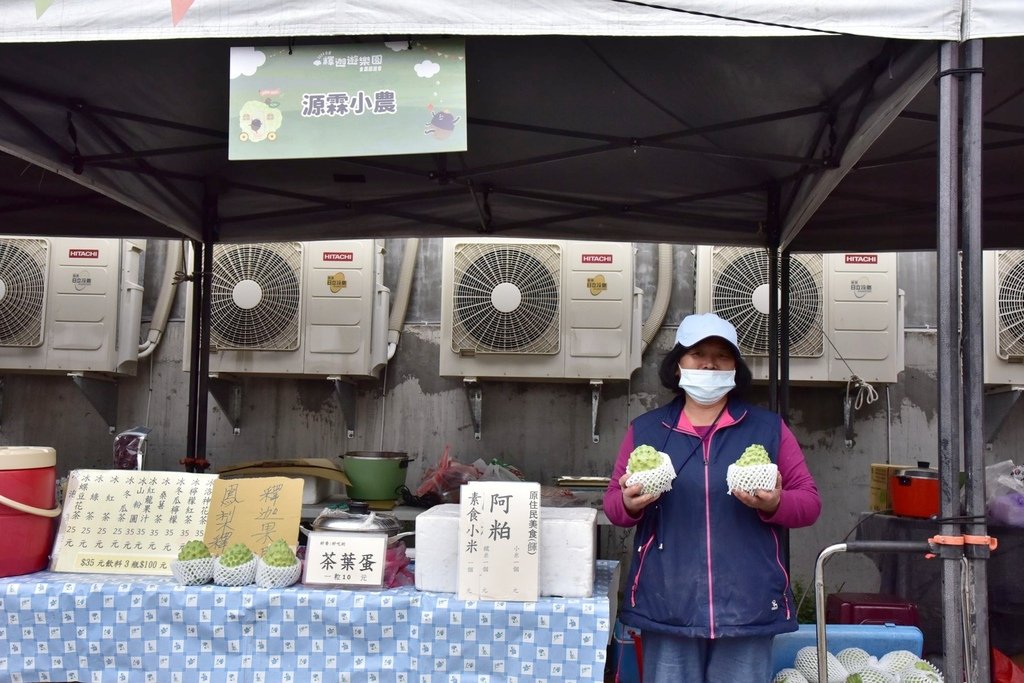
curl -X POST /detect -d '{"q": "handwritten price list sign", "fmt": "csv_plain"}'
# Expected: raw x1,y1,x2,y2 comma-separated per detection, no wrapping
51,470,217,575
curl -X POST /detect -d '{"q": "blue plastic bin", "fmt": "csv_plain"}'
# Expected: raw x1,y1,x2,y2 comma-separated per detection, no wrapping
771,623,924,675
609,620,642,683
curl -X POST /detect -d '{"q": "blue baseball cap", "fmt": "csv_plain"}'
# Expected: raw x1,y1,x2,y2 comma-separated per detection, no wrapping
675,313,742,359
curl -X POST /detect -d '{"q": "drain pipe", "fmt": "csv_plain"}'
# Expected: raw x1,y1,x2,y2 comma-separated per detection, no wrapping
387,238,419,361
640,244,673,355
138,239,183,359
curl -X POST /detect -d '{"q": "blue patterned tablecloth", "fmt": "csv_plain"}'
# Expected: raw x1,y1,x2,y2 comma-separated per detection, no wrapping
0,561,617,683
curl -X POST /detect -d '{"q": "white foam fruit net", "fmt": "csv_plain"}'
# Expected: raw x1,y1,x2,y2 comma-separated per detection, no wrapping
213,557,257,586
849,667,898,683
879,650,924,673
625,451,676,496
793,646,849,683
900,668,944,682
878,650,944,682
836,647,877,674
772,668,809,683
726,462,778,494
255,558,302,589
170,557,214,586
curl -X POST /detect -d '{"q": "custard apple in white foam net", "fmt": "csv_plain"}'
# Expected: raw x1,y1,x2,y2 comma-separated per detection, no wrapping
726,443,778,494
624,445,676,496
846,666,899,683
773,668,809,683
793,646,849,683
900,669,944,683
878,650,924,675
836,647,877,675
878,651,944,681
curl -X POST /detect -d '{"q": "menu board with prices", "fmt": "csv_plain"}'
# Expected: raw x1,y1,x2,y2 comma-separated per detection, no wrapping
51,470,218,574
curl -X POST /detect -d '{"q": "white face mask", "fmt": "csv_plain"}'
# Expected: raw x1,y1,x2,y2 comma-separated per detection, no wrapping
677,368,736,405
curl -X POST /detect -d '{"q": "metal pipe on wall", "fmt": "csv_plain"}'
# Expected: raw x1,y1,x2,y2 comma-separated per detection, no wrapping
640,244,673,354
138,239,183,358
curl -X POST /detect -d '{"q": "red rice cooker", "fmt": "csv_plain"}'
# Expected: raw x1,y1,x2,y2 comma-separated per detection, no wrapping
889,462,940,518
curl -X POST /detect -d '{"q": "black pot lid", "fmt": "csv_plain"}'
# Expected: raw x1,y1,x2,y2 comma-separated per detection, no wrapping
897,466,939,479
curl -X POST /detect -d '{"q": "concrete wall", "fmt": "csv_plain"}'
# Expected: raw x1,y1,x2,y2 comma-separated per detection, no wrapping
0,239,1015,596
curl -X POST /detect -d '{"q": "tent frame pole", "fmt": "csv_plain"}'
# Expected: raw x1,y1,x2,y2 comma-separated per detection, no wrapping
184,239,203,472
936,40,965,681
960,38,991,683
766,183,781,414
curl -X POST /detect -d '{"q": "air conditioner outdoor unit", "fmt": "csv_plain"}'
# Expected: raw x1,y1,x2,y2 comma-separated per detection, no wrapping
0,236,145,375
440,237,642,381
982,249,1024,385
695,246,904,383
183,240,389,379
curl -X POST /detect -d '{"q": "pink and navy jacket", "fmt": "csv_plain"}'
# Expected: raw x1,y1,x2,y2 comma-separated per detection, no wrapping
604,397,821,639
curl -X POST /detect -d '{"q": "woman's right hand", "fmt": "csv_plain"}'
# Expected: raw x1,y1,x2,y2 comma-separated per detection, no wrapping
620,473,659,516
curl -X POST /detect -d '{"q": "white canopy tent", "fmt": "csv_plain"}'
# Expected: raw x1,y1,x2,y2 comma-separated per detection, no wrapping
0,2,1019,679
0,0,966,41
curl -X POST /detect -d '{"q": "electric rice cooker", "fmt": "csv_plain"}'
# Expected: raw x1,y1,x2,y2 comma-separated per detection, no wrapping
889,461,940,518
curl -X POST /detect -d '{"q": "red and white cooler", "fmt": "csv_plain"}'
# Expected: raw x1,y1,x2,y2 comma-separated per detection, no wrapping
0,446,61,577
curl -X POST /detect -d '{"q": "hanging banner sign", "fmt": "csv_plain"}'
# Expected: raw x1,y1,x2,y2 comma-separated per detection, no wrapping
228,40,467,160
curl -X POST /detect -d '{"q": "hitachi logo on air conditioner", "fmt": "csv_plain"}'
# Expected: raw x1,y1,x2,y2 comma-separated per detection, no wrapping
844,254,878,264
323,252,354,262
68,248,100,259
581,254,613,264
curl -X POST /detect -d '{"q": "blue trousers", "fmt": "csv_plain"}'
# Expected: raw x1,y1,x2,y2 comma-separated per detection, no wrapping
641,631,775,683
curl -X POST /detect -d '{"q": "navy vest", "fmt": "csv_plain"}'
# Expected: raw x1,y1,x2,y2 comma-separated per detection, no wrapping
619,397,797,639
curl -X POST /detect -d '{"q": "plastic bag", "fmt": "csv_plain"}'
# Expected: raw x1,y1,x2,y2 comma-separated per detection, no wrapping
988,492,1024,527
414,446,481,503
384,543,414,588
993,647,1024,683
986,460,1024,526
113,425,152,470
474,459,523,482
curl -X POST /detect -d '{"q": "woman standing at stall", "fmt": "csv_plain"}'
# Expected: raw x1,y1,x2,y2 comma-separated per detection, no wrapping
604,312,821,683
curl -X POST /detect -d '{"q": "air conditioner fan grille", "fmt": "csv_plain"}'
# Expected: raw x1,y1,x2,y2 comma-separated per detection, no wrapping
0,239,47,347
997,250,1024,357
452,244,560,354
711,247,823,357
209,243,302,350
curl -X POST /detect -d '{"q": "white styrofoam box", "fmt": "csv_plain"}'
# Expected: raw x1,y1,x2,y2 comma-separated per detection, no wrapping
228,474,334,504
414,504,597,597
298,476,336,504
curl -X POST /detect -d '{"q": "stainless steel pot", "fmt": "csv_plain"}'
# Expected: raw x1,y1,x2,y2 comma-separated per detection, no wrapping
306,501,414,546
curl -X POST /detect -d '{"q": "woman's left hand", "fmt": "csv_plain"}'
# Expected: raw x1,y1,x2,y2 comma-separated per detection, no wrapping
732,473,782,514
